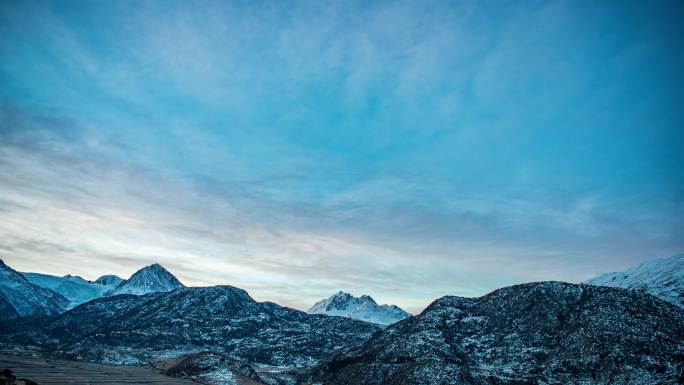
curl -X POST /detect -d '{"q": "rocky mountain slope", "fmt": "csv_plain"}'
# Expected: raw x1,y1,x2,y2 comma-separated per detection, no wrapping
586,254,683,308
0,259,69,320
308,291,410,325
307,281,684,385
108,263,184,296
21,272,121,309
155,351,265,385
0,292,19,320
0,285,381,367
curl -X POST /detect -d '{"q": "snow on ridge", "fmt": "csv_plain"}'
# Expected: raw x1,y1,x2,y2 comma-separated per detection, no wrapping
0,259,69,318
585,254,684,308
17,261,182,309
22,272,114,309
308,291,411,325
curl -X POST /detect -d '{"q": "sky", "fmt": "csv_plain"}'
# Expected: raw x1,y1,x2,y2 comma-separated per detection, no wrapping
0,0,682,313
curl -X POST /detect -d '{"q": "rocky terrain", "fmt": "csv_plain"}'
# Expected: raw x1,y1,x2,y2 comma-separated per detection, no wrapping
308,291,410,325
0,285,381,368
586,254,684,308
306,281,684,385
3,257,684,384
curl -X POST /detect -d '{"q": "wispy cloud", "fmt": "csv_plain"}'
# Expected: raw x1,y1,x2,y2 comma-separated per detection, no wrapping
0,0,682,312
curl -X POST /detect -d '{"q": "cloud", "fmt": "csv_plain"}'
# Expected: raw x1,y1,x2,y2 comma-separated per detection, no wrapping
0,1,682,312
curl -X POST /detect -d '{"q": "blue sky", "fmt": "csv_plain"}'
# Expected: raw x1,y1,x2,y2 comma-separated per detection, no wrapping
0,0,682,312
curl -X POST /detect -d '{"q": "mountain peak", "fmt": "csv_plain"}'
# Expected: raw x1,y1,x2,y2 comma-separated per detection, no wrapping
308,291,410,325
108,263,184,296
359,294,377,304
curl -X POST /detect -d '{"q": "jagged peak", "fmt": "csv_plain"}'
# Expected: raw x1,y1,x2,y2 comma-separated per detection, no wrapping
359,294,377,304
108,262,184,296
332,290,352,298
146,262,164,270
128,263,181,281
308,291,411,325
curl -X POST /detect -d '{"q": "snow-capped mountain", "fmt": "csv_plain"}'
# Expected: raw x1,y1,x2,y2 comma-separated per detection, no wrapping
0,285,381,367
308,291,411,325
108,263,184,296
307,282,684,385
16,262,182,311
0,259,69,319
585,254,684,308
22,272,121,309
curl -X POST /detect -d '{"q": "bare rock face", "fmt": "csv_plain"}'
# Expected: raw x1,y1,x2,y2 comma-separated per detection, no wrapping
308,281,684,385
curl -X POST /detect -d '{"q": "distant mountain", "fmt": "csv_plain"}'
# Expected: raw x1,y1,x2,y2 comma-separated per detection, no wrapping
22,263,181,307
0,259,69,320
0,285,381,367
108,263,184,296
22,272,121,309
308,291,411,325
307,281,684,385
95,275,124,287
585,254,684,308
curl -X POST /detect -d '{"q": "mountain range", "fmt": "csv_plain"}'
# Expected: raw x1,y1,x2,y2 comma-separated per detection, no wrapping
1,254,683,384
307,291,411,325
306,281,684,385
0,261,184,320
0,285,381,368
22,272,120,309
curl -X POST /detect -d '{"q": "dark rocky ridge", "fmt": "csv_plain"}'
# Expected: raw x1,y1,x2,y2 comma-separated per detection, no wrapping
0,285,381,367
306,281,684,385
